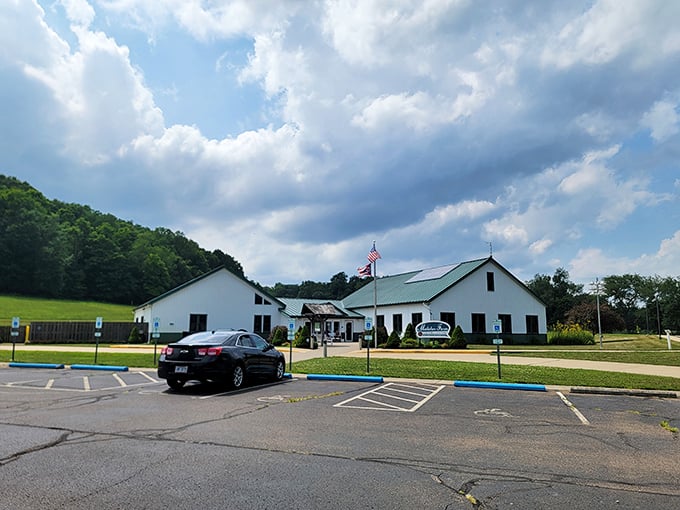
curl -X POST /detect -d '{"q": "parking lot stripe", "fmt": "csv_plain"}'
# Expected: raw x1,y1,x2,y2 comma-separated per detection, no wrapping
45,379,54,390
113,373,127,387
557,391,590,425
138,371,159,383
334,383,446,412
83,376,91,391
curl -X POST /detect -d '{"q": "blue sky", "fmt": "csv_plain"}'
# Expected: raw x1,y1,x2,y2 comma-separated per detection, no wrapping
1,0,679,287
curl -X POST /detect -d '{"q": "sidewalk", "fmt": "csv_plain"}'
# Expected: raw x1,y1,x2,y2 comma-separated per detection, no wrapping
2,341,679,379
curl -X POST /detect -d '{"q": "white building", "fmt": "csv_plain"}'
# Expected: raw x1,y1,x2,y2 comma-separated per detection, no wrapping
342,256,547,344
134,256,547,345
133,267,284,343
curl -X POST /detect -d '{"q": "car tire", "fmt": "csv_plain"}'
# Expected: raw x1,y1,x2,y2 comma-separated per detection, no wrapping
230,364,245,390
274,360,285,381
167,378,185,391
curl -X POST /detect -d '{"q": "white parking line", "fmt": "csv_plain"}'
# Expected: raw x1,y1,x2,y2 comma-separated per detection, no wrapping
335,382,445,412
557,391,590,425
45,379,55,390
83,376,91,391
113,373,127,387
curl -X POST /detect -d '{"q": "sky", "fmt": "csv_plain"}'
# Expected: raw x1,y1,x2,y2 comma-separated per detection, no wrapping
1,0,679,288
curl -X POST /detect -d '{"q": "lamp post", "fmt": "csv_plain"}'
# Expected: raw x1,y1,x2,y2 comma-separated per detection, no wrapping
656,292,661,339
590,278,603,349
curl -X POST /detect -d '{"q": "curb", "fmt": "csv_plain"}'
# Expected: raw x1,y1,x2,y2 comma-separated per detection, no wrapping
9,362,65,369
70,364,129,372
454,380,546,391
570,386,678,398
307,373,384,383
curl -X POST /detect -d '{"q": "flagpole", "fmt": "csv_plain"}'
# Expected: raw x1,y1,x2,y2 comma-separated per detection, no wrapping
373,258,377,350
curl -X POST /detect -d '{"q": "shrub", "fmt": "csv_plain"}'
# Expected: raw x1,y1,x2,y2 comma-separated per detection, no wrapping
548,322,595,345
399,338,419,349
268,325,288,346
385,330,401,348
449,325,467,349
403,323,416,340
127,326,144,344
293,324,317,349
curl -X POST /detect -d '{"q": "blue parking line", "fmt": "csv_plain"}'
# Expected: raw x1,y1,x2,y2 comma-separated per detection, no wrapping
454,380,546,391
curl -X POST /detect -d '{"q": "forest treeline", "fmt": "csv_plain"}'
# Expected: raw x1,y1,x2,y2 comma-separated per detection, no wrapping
1,175,678,331
0,175,244,305
0,175,368,306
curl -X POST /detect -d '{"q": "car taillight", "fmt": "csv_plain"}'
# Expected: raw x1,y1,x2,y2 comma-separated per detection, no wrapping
162,346,173,355
207,346,222,356
197,347,208,356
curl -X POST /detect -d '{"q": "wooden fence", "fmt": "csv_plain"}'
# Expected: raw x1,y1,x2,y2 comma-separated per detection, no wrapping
4,322,149,344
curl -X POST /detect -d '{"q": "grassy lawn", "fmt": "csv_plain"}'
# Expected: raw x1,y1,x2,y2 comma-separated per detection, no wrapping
289,357,680,391
3,347,678,391
502,350,680,366
0,295,133,324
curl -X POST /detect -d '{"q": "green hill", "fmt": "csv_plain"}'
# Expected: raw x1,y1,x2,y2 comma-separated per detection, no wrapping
0,295,133,325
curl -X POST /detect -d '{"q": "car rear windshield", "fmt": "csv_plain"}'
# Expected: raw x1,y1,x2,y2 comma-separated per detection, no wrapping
176,332,237,345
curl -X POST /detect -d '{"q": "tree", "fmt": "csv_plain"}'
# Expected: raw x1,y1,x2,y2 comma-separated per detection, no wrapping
565,301,625,333
526,268,584,326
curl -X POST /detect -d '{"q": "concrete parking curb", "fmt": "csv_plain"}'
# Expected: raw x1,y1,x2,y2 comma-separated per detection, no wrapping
570,386,678,398
454,380,547,391
9,362,65,369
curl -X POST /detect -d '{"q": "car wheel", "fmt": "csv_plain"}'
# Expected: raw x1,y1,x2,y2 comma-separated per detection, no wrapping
274,360,285,381
167,378,185,391
230,364,245,389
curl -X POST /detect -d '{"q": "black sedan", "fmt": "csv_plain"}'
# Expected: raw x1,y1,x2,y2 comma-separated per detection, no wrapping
158,330,286,391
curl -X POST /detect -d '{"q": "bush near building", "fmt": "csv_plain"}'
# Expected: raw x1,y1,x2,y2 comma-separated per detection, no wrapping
548,322,594,345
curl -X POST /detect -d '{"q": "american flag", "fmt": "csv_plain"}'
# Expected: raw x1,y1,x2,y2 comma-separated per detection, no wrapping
367,242,381,263
357,263,372,277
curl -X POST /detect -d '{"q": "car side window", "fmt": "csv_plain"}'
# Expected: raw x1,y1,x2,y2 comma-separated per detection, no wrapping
238,335,255,348
250,335,268,350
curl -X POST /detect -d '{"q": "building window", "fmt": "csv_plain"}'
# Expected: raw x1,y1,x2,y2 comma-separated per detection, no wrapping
440,312,455,330
254,294,271,305
253,315,272,335
376,315,385,328
471,313,486,334
487,272,495,291
499,314,512,334
411,312,423,328
392,314,403,334
189,314,207,333
526,315,539,334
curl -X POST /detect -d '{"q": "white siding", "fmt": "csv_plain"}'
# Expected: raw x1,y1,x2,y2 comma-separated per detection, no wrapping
350,261,546,337
133,269,282,334
429,261,546,334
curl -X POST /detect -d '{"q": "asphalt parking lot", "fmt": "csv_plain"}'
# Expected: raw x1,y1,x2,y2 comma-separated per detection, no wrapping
1,366,679,509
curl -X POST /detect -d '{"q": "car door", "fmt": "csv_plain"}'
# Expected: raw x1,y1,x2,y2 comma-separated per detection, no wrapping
236,334,261,374
249,334,275,373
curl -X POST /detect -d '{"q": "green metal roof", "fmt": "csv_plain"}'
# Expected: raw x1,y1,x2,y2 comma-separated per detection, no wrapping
279,298,364,318
341,257,490,308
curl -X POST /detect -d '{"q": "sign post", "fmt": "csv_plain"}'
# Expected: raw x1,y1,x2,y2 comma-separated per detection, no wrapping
492,320,503,378
11,317,20,362
152,317,160,365
94,317,103,364
364,318,372,373
288,320,295,369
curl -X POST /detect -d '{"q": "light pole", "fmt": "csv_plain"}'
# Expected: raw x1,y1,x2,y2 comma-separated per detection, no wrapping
656,292,661,339
590,278,603,349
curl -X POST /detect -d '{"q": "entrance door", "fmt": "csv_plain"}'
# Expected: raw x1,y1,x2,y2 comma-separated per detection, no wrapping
345,322,353,342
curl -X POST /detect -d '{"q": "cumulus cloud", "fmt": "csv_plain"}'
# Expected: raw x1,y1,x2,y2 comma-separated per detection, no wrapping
1,0,679,285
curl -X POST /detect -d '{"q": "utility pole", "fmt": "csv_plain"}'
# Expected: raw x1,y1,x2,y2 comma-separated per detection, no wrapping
590,278,603,349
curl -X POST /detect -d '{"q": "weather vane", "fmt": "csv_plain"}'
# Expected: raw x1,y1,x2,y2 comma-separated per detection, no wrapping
486,241,493,256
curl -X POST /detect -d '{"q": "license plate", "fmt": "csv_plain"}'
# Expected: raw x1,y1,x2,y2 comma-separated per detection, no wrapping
174,366,188,374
